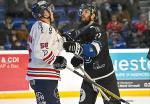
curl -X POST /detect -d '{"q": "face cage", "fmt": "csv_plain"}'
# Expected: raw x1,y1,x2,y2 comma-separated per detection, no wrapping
78,4,96,16
37,0,55,12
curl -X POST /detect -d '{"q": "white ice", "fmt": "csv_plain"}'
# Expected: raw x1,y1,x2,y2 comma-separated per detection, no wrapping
0,97,150,104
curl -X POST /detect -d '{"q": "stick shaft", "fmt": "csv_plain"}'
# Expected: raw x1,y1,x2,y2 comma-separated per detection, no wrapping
79,66,110,101
67,66,130,104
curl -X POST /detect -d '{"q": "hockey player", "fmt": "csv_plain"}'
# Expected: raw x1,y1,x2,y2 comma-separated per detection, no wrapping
26,1,67,104
63,3,121,104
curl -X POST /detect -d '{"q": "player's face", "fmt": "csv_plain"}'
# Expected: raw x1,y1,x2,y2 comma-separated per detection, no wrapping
80,9,91,23
43,9,54,22
49,10,54,22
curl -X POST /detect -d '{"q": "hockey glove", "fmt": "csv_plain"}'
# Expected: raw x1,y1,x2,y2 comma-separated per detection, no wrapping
62,30,80,41
53,56,67,69
63,42,83,55
71,56,83,68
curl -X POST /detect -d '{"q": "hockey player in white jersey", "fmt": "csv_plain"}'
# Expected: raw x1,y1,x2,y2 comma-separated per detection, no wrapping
26,1,67,104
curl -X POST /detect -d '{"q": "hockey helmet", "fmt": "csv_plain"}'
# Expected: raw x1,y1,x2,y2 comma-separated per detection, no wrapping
32,0,55,19
79,3,97,16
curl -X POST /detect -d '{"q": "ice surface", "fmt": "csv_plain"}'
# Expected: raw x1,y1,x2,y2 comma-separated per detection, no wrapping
0,97,149,104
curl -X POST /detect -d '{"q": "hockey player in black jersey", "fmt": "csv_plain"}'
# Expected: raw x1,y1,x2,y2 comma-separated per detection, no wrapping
63,3,121,104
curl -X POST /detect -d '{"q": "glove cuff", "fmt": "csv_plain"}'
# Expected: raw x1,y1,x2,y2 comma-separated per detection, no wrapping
74,42,83,55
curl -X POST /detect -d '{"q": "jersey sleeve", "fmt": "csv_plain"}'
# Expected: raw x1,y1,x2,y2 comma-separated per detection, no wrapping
82,25,107,58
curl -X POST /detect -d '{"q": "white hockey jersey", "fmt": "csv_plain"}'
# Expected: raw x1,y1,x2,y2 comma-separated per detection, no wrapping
26,21,64,80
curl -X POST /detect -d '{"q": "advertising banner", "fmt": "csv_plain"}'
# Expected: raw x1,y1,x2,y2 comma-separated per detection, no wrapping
110,49,150,89
0,49,149,92
0,51,29,91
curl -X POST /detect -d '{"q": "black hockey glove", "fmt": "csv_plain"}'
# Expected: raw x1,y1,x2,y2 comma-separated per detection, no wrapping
53,56,67,69
62,30,80,41
63,41,83,55
71,56,83,68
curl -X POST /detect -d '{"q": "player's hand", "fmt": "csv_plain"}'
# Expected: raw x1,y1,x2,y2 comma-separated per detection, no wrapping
71,56,83,68
63,41,83,55
53,56,67,69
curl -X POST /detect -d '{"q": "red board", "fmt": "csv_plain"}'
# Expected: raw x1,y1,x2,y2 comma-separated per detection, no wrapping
0,51,29,91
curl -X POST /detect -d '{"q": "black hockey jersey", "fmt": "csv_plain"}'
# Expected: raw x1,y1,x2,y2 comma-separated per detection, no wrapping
70,21,115,79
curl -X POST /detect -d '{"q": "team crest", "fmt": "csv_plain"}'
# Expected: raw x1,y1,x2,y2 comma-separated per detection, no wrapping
79,88,86,102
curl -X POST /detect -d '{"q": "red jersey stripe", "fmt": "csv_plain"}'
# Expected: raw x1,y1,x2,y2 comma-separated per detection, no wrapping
28,67,60,73
47,56,55,64
43,51,53,61
27,73,60,78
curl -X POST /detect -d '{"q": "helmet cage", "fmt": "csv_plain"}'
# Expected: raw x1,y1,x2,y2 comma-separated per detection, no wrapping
79,3,97,16
32,0,55,19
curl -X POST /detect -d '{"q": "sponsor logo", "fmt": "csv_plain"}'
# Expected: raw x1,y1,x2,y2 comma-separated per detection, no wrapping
110,51,150,80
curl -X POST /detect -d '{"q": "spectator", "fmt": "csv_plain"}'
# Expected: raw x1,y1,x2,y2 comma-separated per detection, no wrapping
106,14,123,36
130,0,140,18
11,22,28,50
24,0,37,18
100,2,112,26
0,16,13,50
134,14,148,33
111,32,126,48
117,4,131,24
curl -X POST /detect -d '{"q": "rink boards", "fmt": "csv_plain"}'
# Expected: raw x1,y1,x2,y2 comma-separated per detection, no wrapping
0,49,150,99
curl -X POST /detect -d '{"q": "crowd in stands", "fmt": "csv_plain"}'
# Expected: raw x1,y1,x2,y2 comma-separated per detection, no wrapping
0,0,149,50
103,1,150,49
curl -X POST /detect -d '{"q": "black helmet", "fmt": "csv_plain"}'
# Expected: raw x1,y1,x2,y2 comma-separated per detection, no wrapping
32,0,55,19
79,3,97,16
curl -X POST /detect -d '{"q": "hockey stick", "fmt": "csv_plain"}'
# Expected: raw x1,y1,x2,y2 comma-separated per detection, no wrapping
66,66,130,104
78,66,110,101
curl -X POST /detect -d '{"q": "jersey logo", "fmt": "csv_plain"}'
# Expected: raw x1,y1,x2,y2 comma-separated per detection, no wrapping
79,88,86,102
42,50,48,56
84,57,92,63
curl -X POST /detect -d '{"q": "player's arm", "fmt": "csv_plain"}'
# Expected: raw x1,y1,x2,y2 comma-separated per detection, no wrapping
82,26,107,58
63,25,106,58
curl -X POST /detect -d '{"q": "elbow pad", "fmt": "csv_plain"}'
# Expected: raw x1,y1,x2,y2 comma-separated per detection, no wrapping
82,44,97,57
82,41,102,57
